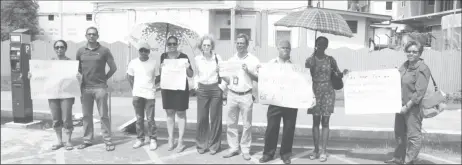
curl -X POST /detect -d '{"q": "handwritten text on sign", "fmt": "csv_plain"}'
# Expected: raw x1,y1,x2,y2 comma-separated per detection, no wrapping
30,60,81,99
258,64,315,109
218,61,243,77
160,59,188,90
344,69,401,114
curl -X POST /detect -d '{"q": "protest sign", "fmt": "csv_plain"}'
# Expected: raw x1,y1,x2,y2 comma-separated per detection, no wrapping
344,69,401,114
160,59,188,90
258,63,315,109
29,60,81,99
218,61,243,77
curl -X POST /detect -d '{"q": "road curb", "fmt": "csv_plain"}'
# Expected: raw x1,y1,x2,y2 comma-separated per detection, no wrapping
2,109,460,143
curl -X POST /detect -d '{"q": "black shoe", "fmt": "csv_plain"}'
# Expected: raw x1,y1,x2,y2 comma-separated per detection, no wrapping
384,158,402,164
259,155,273,163
222,151,240,158
282,158,291,164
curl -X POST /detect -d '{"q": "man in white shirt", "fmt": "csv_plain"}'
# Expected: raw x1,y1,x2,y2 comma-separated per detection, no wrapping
222,33,260,160
126,42,159,150
258,40,297,164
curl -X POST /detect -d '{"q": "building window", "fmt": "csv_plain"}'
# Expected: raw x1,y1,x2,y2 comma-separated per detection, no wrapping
275,30,291,45
386,1,393,10
219,28,252,40
442,0,454,11
219,28,231,40
401,1,406,7
428,0,435,5
86,14,92,21
48,15,54,21
346,20,358,34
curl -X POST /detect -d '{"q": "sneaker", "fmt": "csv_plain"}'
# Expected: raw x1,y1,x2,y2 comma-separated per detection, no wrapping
149,139,158,150
132,140,144,149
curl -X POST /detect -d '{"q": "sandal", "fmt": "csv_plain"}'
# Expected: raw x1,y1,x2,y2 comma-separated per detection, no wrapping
319,153,328,162
167,140,175,151
175,144,186,153
64,142,74,150
77,143,93,150
105,142,115,151
307,151,320,160
51,143,64,150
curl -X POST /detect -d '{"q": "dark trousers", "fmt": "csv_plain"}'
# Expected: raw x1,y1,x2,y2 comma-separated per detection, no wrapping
195,83,223,152
263,105,298,159
81,87,111,143
393,105,423,163
49,98,75,133
133,96,157,141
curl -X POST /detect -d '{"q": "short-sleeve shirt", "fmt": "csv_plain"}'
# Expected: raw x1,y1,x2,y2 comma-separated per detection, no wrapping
127,58,159,99
76,43,114,88
226,52,260,92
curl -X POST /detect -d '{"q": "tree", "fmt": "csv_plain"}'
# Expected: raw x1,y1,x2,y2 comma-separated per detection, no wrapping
1,0,40,41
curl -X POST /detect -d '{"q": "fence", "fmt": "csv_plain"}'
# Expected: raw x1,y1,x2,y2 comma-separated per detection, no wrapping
1,40,461,93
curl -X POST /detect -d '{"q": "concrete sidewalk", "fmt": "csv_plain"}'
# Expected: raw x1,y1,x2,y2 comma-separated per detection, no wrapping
1,91,460,143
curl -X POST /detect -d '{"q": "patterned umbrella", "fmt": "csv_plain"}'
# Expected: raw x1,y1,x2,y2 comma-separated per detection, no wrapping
274,6,353,39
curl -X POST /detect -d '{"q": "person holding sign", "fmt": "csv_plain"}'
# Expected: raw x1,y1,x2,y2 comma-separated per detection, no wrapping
126,42,159,150
159,36,194,153
257,40,297,164
28,40,79,151
76,27,118,151
304,36,347,162
193,35,227,155
222,33,260,161
384,41,431,165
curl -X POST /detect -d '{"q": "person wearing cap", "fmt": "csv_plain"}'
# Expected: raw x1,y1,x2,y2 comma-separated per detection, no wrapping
127,42,160,150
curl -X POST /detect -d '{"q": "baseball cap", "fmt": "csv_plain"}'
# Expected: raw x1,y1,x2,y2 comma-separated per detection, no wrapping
138,42,151,50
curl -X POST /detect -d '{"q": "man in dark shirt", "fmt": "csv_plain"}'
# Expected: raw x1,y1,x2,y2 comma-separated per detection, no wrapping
76,27,117,151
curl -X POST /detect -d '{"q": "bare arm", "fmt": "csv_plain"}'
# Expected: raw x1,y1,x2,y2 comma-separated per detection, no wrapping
105,51,117,80
127,74,134,89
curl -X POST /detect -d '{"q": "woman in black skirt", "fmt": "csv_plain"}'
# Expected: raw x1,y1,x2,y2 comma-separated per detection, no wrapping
159,36,194,153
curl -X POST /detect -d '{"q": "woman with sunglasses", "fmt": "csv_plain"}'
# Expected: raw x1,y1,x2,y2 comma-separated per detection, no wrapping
28,40,79,150
193,35,226,155
159,36,194,153
385,41,431,165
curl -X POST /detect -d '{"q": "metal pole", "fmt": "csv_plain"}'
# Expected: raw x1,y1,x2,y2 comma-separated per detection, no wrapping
164,23,170,54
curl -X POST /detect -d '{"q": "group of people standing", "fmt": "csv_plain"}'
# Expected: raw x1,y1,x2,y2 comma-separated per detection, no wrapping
29,26,432,165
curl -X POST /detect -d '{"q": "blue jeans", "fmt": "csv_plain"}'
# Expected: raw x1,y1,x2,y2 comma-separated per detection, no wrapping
132,96,157,141
81,87,111,143
48,98,75,134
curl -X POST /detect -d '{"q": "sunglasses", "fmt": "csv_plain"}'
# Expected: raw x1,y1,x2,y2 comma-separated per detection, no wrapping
54,46,66,50
167,42,178,46
406,50,419,54
202,44,211,47
86,33,98,36
139,49,150,53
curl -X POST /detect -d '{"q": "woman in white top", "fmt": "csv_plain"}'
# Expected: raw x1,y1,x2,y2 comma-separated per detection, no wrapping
194,35,227,155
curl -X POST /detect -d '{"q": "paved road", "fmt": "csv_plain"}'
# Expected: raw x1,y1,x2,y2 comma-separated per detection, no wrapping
1,91,460,132
1,127,461,164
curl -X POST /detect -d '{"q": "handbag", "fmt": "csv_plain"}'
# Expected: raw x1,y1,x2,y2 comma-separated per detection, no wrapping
421,74,447,118
328,56,344,90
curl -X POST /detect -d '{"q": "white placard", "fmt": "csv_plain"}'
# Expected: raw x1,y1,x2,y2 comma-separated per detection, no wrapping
160,59,188,90
218,61,243,77
30,60,81,99
258,63,315,109
344,69,402,114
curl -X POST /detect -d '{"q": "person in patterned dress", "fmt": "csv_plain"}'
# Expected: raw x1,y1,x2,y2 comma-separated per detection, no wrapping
304,36,348,162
